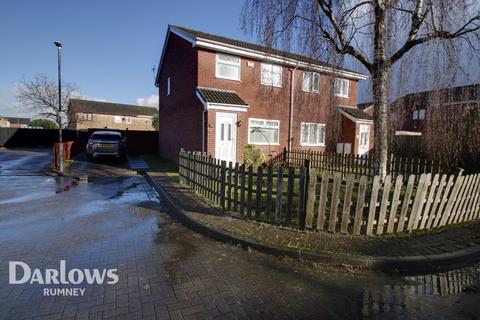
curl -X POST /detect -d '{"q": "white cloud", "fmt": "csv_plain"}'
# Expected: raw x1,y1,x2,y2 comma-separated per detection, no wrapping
136,94,159,107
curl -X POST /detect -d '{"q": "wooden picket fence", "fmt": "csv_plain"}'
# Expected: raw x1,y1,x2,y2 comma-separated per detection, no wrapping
266,148,442,178
179,150,480,236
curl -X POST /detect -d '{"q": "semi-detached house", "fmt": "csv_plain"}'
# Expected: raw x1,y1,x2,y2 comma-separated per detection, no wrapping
155,25,373,164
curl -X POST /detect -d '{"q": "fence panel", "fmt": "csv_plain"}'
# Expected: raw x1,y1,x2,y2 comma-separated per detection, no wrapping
178,150,479,237
266,148,442,178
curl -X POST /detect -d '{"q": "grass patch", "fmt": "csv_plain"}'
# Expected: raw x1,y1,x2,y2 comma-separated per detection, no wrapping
143,155,179,178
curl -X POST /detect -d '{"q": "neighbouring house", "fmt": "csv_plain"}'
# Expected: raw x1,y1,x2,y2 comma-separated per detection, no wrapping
391,83,480,133
155,25,371,164
0,117,30,128
68,99,158,131
357,102,374,117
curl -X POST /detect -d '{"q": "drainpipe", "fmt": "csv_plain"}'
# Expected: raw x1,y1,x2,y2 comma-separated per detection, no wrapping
288,64,300,151
202,105,206,153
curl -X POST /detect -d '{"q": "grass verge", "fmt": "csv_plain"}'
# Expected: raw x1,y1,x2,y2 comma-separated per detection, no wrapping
143,155,179,178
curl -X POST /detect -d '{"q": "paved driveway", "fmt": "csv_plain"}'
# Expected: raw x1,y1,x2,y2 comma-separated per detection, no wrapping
0,149,479,319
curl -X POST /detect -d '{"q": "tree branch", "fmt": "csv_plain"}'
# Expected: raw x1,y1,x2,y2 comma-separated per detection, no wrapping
390,11,480,65
316,0,373,71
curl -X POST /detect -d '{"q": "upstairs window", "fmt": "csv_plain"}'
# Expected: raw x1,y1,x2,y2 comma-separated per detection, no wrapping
82,113,93,121
261,63,282,87
334,78,349,97
216,54,241,81
302,72,320,93
126,116,132,124
413,109,425,120
248,118,280,145
114,116,122,124
300,122,326,146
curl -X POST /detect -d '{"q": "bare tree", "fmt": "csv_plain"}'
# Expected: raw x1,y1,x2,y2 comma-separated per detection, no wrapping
16,75,77,129
243,0,480,178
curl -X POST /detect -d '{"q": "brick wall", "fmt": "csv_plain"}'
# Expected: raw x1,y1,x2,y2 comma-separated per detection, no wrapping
197,48,359,162
158,34,362,164
71,113,154,131
158,33,201,163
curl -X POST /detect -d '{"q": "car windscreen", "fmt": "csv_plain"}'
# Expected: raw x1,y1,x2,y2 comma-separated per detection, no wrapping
90,134,122,141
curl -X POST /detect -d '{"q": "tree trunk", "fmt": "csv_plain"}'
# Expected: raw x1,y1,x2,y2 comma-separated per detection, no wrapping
372,67,389,179
372,3,389,180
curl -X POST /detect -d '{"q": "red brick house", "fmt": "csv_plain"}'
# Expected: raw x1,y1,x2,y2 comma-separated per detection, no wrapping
391,84,480,133
155,25,372,163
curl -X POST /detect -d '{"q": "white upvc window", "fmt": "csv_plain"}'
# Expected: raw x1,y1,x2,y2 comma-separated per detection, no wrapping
334,78,349,97
248,118,280,145
82,113,93,121
302,72,320,93
418,109,425,119
261,63,282,87
114,116,122,124
216,53,241,81
126,116,132,124
167,77,171,96
300,122,326,146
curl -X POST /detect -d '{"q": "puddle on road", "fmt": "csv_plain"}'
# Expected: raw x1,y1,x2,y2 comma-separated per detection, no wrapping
360,263,480,317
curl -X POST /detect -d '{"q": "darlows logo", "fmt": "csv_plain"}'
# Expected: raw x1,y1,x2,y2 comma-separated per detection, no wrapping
9,260,119,296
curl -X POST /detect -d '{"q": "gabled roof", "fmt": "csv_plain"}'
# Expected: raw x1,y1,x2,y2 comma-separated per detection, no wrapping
391,83,480,109
156,25,368,85
196,87,247,106
338,106,373,122
68,99,157,117
3,117,30,125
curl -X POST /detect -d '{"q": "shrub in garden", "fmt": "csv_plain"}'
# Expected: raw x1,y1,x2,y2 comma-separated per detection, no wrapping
244,144,266,168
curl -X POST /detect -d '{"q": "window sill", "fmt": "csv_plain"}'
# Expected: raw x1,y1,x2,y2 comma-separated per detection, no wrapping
335,94,349,98
301,89,320,94
248,142,281,146
300,144,326,147
260,83,283,88
216,75,241,82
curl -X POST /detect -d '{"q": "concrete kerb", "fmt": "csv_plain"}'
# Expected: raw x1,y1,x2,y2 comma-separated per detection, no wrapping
143,172,480,273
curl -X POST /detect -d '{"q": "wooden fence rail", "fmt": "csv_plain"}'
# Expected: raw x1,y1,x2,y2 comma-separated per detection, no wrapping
179,150,480,236
265,148,442,178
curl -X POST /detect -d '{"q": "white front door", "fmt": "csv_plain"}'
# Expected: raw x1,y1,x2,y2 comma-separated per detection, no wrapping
358,124,370,156
215,113,237,163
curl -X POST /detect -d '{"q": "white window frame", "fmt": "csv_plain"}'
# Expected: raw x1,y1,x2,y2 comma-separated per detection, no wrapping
261,63,282,87
126,116,132,124
302,72,320,93
114,116,122,124
418,109,425,120
82,113,93,121
248,118,280,146
300,122,326,147
167,77,171,96
215,53,241,81
334,78,349,98
412,110,419,120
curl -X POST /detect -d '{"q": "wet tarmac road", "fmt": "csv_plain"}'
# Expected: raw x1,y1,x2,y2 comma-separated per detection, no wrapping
0,149,479,319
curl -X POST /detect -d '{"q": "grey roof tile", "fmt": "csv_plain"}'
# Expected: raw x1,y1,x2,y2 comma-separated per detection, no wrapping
68,99,157,117
197,87,248,106
339,106,373,121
